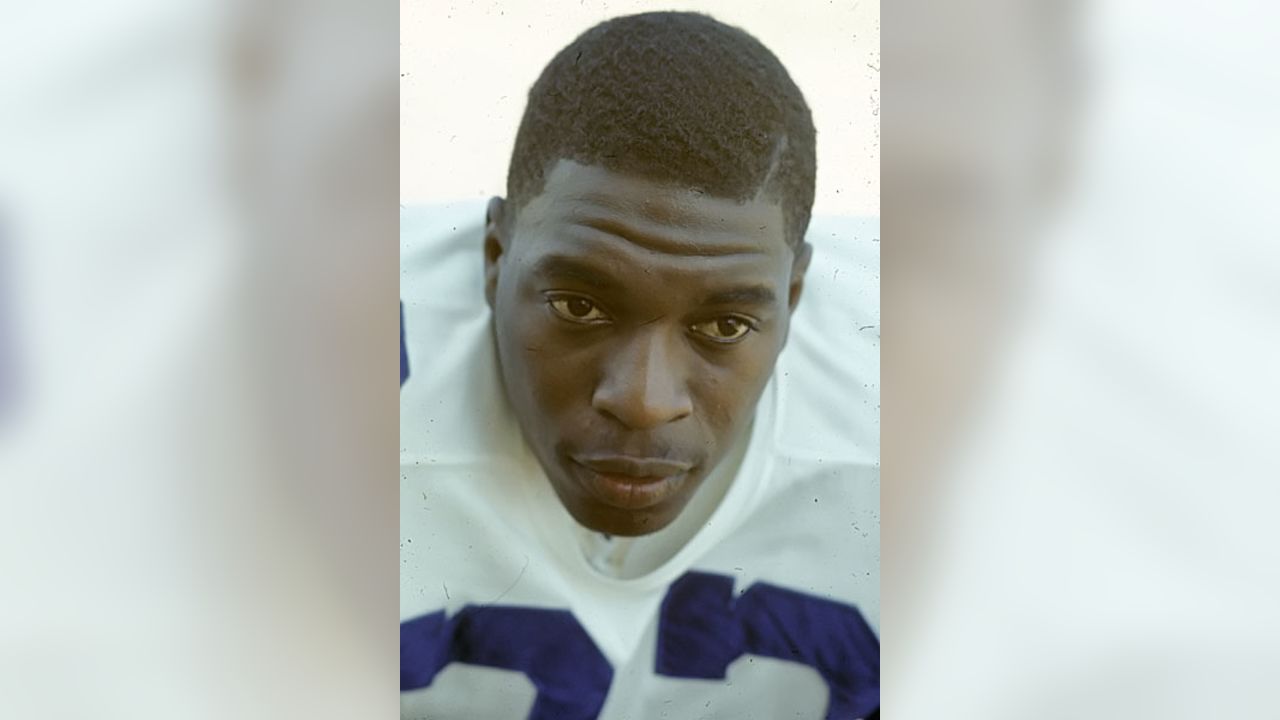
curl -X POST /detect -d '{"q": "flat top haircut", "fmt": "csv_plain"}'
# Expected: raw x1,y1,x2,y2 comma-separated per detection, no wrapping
506,11,817,247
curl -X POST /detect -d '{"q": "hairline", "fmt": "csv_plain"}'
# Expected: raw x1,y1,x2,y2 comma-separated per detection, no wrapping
505,156,805,250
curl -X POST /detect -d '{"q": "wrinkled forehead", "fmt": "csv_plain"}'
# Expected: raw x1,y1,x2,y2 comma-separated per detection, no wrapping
513,160,791,262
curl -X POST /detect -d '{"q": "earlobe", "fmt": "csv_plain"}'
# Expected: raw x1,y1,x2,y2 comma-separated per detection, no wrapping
484,197,507,309
788,241,813,313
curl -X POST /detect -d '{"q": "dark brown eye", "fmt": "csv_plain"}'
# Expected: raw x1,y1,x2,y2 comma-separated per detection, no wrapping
690,316,755,343
548,294,610,323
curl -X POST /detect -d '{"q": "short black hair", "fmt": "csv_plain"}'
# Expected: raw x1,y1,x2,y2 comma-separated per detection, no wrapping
507,11,817,247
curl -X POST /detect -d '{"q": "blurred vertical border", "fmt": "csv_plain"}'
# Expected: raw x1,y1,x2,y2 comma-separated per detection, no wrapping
883,0,1280,717
0,0,398,716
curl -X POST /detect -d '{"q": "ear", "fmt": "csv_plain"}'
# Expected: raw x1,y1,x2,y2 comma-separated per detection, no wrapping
787,241,813,313
483,196,508,309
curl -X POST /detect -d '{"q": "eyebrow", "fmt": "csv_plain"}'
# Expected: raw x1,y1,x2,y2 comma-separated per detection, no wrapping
534,255,777,308
701,286,777,307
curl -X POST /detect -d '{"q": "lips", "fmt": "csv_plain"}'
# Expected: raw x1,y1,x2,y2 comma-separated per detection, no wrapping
570,455,694,511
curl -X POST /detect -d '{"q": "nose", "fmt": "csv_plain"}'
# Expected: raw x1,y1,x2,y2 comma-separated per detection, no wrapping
592,329,693,430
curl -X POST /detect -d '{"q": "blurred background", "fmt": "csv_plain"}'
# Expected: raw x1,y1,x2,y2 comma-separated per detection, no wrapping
0,0,398,716
884,0,1280,717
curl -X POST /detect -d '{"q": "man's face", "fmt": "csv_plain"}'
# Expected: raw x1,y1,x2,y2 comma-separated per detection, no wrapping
486,160,808,536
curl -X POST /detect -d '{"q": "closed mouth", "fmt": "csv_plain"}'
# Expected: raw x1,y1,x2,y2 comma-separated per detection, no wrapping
570,454,694,479
567,454,696,512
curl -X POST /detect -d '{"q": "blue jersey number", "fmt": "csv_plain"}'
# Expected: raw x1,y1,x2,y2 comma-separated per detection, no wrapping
400,571,878,719
657,571,879,719
401,605,613,720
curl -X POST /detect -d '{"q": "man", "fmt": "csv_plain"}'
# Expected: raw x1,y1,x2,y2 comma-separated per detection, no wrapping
401,12,878,719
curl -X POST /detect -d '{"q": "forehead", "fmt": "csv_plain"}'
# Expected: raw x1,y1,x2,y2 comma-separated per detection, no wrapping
513,160,790,266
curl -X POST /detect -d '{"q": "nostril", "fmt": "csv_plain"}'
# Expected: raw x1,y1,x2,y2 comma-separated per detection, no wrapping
592,388,691,431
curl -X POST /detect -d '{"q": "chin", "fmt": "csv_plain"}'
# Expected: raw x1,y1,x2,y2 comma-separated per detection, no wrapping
572,503,677,537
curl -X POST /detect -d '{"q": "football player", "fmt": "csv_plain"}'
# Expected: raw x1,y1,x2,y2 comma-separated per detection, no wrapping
401,12,879,719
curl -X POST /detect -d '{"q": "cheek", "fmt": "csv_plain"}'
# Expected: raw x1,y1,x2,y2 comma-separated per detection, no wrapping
693,347,777,431
504,313,599,412
495,303,546,397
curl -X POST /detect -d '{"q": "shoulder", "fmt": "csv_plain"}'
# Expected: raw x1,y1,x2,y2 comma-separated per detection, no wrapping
770,215,880,466
400,200,489,369
400,201,516,464
401,200,488,313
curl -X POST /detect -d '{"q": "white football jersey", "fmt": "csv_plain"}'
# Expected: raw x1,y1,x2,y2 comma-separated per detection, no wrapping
400,201,879,719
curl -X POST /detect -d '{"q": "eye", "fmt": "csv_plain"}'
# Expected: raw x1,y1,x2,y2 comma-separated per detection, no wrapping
689,316,756,343
547,293,611,324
